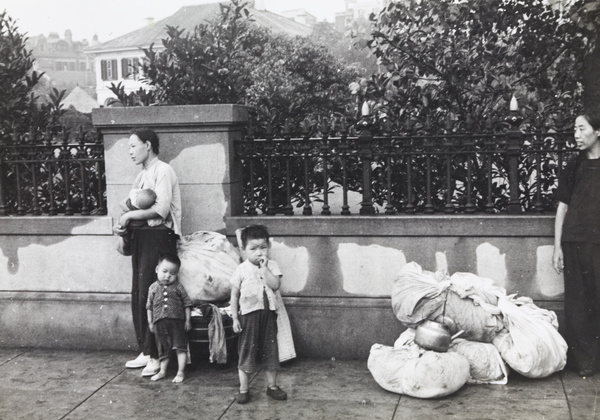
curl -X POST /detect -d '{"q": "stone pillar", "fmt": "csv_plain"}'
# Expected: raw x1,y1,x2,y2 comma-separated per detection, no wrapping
92,104,248,234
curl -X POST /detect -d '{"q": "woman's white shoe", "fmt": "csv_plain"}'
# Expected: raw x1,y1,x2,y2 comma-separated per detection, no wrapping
125,353,150,368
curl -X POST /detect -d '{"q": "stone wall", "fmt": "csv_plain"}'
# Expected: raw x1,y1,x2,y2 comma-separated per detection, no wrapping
226,215,563,359
0,105,564,360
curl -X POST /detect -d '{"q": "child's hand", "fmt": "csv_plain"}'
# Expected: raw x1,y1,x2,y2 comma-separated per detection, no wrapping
258,257,267,268
233,319,242,333
184,320,192,332
118,212,131,228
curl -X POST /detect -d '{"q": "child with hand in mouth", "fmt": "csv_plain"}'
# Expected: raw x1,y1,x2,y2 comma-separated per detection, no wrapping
230,224,288,404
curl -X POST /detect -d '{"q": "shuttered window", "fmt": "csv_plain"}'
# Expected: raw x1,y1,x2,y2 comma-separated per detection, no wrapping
100,59,118,81
121,58,140,80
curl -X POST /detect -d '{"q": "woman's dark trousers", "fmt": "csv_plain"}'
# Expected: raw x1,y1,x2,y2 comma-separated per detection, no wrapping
130,226,178,359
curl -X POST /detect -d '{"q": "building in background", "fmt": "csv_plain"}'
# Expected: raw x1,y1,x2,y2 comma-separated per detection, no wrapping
86,2,312,105
335,0,388,32
27,30,98,100
62,86,99,113
280,9,318,27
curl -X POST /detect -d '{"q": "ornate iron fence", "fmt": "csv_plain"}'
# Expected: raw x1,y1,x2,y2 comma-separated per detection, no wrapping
235,114,577,216
0,130,106,216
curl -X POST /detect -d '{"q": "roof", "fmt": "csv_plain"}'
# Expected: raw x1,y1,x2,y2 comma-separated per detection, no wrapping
87,2,312,53
62,86,99,113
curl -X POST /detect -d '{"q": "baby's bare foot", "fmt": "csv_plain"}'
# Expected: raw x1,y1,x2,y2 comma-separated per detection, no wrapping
172,372,185,383
151,371,166,381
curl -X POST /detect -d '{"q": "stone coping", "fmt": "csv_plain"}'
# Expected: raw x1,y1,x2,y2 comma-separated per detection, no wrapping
226,215,556,237
92,104,249,130
0,291,130,302
0,216,114,235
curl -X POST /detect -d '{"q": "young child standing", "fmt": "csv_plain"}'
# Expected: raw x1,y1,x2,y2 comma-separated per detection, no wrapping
230,224,287,404
146,253,193,383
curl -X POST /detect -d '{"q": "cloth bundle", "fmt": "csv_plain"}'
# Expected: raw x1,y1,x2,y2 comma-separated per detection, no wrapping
177,231,241,303
492,295,567,378
391,262,504,342
368,342,470,399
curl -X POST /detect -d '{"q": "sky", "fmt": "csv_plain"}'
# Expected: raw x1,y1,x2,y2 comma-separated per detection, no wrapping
3,0,347,43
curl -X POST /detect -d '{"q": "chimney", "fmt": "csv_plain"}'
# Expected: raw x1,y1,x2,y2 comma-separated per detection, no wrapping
64,29,73,44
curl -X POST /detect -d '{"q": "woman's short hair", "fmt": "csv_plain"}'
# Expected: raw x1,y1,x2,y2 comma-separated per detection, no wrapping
579,112,600,131
132,127,160,155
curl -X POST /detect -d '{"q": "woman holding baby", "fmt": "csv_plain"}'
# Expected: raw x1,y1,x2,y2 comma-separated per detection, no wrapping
114,127,182,376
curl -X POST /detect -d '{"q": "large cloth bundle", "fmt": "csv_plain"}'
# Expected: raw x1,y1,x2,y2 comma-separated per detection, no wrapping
177,231,241,303
368,343,470,399
392,263,504,342
492,295,567,378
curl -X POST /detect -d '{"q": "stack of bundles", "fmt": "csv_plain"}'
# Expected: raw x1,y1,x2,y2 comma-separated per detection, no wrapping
369,262,568,398
176,231,241,304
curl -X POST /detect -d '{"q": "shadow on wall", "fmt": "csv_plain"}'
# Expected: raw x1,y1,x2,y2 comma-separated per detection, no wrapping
271,240,564,300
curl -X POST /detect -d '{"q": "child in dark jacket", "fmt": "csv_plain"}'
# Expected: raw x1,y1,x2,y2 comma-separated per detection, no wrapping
146,253,192,383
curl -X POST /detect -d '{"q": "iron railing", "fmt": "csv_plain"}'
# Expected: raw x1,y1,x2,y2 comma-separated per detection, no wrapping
235,115,576,216
0,129,106,216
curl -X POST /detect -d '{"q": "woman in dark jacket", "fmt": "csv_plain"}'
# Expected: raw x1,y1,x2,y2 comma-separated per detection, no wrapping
553,112,600,378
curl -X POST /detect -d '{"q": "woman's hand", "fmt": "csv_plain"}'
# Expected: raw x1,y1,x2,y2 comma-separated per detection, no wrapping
184,319,192,332
232,318,242,334
552,246,564,274
148,321,155,333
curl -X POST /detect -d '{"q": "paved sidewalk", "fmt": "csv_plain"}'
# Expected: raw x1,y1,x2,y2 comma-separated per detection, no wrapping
0,347,599,420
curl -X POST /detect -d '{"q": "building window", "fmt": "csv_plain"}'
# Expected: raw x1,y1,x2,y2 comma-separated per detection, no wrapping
100,59,118,81
121,58,140,80
55,61,69,71
68,62,75,71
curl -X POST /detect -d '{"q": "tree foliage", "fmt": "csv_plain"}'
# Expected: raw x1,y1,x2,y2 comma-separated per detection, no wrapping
137,0,357,135
0,11,66,142
309,21,379,77
244,29,357,132
568,0,600,111
363,0,588,133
